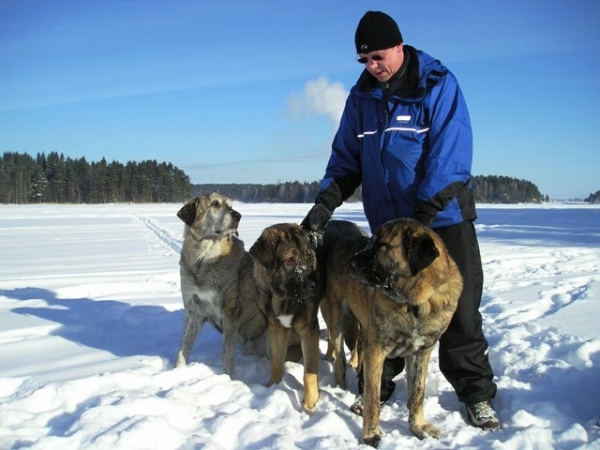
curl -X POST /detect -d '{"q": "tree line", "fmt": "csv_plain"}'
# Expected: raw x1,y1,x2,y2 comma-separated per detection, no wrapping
191,181,362,204
193,176,548,204
585,190,600,204
0,151,564,204
1,152,192,204
471,175,547,203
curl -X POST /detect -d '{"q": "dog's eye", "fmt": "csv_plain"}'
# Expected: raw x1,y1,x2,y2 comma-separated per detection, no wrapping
211,200,221,208
284,257,296,267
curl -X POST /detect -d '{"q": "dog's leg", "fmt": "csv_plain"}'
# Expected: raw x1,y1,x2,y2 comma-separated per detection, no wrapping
405,346,439,439
331,300,348,389
346,313,360,371
266,321,289,386
298,321,321,410
175,311,205,367
221,313,237,376
361,340,386,447
320,298,336,361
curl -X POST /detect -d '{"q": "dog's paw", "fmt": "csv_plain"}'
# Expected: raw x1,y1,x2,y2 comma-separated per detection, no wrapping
303,398,318,411
335,378,347,390
350,395,364,416
221,363,234,377
410,422,439,440
322,352,335,362
302,388,320,411
362,434,381,448
266,375,282,388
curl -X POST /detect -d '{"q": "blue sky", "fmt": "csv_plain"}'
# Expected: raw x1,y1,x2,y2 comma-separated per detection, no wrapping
1,0,599,200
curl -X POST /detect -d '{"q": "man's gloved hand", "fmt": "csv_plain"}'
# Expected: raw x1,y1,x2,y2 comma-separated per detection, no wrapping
414,200,437,227
414,210,434,227
301,203,332,232
300,203,332,248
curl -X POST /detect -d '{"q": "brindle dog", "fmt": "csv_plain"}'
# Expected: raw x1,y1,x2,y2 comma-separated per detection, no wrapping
323,219,462,447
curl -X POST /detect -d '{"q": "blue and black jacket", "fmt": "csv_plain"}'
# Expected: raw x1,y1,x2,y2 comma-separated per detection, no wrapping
315,45,477,231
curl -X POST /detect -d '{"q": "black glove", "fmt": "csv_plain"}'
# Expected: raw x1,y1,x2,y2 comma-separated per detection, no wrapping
414,210,434,227
301,203,332,232
414,200,437,227
301,203,332,248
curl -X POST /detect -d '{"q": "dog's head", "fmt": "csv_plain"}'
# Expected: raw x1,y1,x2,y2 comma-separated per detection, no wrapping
177,193,241,240
349,218,440,301
249,223,318,301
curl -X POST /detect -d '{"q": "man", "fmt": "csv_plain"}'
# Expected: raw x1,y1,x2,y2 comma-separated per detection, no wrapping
301,10,500,430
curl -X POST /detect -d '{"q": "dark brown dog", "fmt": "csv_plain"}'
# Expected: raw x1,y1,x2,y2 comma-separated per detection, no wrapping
321,293,361,370
324,219,462,446
249,223,322,410
319,222,364,372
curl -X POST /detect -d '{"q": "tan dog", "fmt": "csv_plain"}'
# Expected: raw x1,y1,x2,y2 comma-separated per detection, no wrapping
175,193,267,376
324,219,462,447
249,223,322,410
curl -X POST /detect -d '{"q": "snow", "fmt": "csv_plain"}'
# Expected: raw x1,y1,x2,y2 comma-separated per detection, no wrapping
1,202,599,449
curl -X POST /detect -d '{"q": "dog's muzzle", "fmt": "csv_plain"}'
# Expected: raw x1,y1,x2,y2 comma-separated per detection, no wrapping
349,256,387,288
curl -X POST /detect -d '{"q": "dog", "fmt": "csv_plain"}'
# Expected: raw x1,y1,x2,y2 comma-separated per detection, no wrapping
321,292,361,370
324,218,462,447
319,222,363,372
249,223,323,410
175,193,267,376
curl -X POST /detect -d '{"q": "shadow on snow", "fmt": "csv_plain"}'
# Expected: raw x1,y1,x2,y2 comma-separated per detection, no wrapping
2,286,192,363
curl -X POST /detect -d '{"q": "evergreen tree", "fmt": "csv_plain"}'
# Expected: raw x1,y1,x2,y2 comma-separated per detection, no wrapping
0,152,192,204
585,190,600,203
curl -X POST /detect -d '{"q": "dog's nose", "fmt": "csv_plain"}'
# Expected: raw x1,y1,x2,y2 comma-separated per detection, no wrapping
304,277,316,290
232,210,241,221
349,259,358,271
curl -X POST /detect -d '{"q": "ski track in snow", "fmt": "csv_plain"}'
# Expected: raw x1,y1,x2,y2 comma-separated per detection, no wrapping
133,212,183,262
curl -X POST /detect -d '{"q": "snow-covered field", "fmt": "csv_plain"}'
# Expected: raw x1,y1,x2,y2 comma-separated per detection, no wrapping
1,202,599,449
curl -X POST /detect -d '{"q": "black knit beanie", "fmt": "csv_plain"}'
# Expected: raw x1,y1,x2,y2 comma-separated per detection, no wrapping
355,11,403,54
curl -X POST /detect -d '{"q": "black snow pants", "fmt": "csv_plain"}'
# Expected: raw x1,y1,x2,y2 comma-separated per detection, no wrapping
357,220,497,405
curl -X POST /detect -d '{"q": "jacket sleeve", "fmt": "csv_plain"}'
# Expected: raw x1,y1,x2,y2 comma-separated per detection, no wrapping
416,71,473,222
315,96,362,211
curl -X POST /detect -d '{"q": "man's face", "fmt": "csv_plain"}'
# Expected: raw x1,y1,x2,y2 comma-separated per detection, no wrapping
357,44,404,83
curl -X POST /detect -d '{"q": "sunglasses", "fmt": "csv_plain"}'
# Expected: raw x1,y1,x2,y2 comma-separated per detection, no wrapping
357,54,385,64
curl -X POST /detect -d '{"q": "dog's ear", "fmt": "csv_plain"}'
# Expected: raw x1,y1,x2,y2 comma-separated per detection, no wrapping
249,228,283,271
403,229,440,276
177,200,197,226
295,227,318,269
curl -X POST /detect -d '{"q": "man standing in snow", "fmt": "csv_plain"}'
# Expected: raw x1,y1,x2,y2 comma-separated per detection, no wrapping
301,10,501,430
